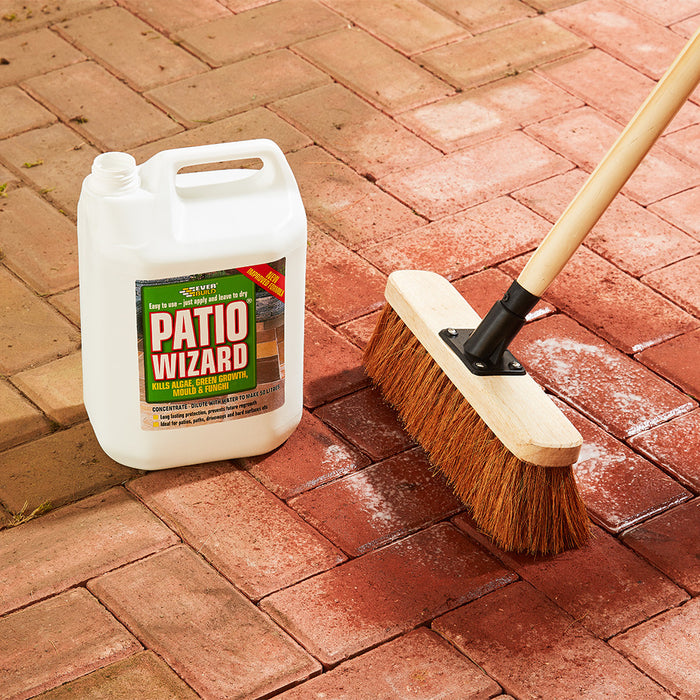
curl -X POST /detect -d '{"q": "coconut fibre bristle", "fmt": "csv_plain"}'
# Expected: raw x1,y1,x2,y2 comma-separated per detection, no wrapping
364,304,589,556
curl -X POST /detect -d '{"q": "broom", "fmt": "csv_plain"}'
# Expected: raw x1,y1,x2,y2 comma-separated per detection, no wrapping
365,27,700,555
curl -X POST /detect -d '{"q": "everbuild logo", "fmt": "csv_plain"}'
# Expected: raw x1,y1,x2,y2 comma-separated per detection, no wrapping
179,283,218,299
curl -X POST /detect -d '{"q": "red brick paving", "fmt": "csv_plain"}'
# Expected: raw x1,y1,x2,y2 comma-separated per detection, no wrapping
650,186,700,240
456,516,689,638
177,0,347,66
0,488,177,616
295,27,454,113
243,408,370,498
55,7,208,90
502,245,699,353
89,545,320,699
551,0,688,79
514,168,700,277
0,379,50,451
0,86,55,139
434,581,675,699
305,221,387,325
609,597,700,699
637,328,700,399
380,130,572,219
2,1,699,697
34,651,200,700
128,463,346,600
0,187,78,295
399,70,582,152
643,254,700,316
622,499,700,596
261,523,516,665
526,106,700,205
313,386,414,461
275,627,500,699
24,61,183,151
539,47,700,131
417,16,589,89
0,588,141,700
325,0,469,56
289,448,462,555
512,314,697,439
360,195,550,280
628,410,700,491
273,82,440,179
0,122,101,216
561,402,692,533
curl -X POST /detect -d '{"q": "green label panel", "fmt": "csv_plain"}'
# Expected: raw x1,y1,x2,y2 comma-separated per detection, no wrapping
141,274,256,403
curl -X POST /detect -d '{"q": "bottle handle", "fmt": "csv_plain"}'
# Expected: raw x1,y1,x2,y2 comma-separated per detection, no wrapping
138,139,298,199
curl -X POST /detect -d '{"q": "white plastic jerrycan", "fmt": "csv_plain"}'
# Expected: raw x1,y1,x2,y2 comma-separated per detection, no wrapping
77,140,306,470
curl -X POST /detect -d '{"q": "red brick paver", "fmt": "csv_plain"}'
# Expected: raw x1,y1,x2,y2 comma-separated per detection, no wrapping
305,222,387,325
360,195,550,281
25,62,182,151
502,245,699,353
0,122,100,216
177,0,347,66
273,83,440,179
563,403,691,533
526,106,700,205
148,49,330,125
0,187,77,295
288,144,425,249
0,588,141,700
622,499,700,596
456,517,688,638
56,7,208,90
417,16,589,89
276,627,500,699
261,523,516,665
629,410,700,492
243,408,370,499
514,168,700,277
512,314,697,439
295,27,454,113
289,448,463,555
0,487,177,616
0,86,55,138
380,130,572,219
313,386,414,462
0,28,83,87
0,422,135,513
10,352,85,426
89,545,320,700
0,379,50,451
128,463,345,599
399,71,582,152
551,0,687,79
609,597,700,699
434,581,674,699
333,0,471,55
643,255,700,317
33,651,200,700
0,266,80,374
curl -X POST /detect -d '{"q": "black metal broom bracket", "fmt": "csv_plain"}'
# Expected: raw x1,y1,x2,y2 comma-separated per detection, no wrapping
439,280,540,377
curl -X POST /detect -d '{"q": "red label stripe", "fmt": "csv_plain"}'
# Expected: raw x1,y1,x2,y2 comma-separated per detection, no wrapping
237,264,285,302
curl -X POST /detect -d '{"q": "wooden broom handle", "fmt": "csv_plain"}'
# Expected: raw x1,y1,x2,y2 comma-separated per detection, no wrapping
518,27,700,298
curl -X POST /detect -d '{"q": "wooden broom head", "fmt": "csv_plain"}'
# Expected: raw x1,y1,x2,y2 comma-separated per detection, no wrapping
364,298,590,555
375,270,582,467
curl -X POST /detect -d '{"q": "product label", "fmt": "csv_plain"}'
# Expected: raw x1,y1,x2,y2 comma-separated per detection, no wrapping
137,260,286,430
